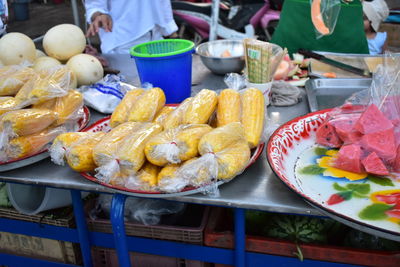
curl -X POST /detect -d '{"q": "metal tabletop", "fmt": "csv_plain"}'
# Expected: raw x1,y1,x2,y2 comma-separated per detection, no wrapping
0,54,320,216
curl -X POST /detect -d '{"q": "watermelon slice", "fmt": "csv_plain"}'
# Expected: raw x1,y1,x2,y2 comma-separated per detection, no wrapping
333,144,364,173
393,145,400,172
361,128,397,163
361,152,389,176
329,113,362,144
354,104,393,134
316,121,342,148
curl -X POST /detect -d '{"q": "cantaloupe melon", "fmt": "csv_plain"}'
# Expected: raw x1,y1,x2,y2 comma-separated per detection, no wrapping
66,54,103,86
43,24,86,61
0,33,36,65
33,56,62,72
311,0,330,35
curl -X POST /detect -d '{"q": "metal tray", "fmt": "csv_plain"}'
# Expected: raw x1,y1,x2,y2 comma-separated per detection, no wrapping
305,78,372,112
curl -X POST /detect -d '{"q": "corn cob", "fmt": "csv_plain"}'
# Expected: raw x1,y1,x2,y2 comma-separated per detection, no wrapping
145,124,212,166
1,108,58,136
116,123,162,175
127,87,165,122
0,97,17,116
183,89,218,124
153,106,175,125
162,97,193,129
32,98,57,110
217,89,241,126
157,164,180,184
14,74,39,107
50,132,94,165
110,88,144,128
92,122,144,166
241,88,265,148
66,132,106,172
125,162,160,190
198,122,246,155
178,157,213,186
53,90,83,125
0,66,34,96
216,140,250,180
7,127,65,159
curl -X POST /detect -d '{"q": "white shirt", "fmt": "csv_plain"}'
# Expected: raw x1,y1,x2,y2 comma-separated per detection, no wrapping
367,32,387,55
0,0,8,36
85,0,178,53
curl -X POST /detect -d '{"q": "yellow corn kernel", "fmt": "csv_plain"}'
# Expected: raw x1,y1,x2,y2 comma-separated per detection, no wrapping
53,90,83,125
217,140,251,180
127,87,165,122
145,124,212,166
1,108,58,136
0,66,34,96
66,132,105,172
198,122,246,155
241,88,265,148
217,89,241,127
110,88,144,128
0,97,17,116
116,123,163,175
153,106,175,125
92,122,144,166
183,89,218,124
162,97,193,129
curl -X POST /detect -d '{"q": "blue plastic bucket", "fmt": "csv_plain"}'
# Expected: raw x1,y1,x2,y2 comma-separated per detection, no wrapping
130,39,195,104
12,3,29,21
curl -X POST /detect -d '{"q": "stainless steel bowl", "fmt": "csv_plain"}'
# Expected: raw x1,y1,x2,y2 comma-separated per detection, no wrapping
196,40,245,75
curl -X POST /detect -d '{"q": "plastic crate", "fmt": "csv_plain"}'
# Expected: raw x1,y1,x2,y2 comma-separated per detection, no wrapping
205,207,400,267
86,200,209,245
0,206,81,265
92,247,207,267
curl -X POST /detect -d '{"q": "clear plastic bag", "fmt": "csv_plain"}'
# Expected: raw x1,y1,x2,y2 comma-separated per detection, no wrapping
0,65,35,96
53,89,84,127
126,87,166,123
310,0,341,39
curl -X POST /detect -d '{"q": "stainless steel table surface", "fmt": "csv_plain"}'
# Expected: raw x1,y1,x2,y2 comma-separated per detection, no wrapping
0,54,320,216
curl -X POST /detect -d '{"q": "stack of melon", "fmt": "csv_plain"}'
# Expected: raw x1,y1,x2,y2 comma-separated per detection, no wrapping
0,24,104,87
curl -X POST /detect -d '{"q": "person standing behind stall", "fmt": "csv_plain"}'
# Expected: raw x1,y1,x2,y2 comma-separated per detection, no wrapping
271,0,369,55
363,0,389,55
85,0,178,54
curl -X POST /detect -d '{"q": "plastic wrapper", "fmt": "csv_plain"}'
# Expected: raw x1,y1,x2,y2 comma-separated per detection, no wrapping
92,194,186,225
95,123,162,184
124,162,160,191
109,88,144,128
0,97,17,116
310,0,341,39
315,54,400,176
4,126,66,161
217,89,241,127
0,65,35,96
79,74,134,114
127,87,165,122
53,89,84,127
32,98,57,110
183,89,218,124
144,124,212,167
152,106,175,126
162,97,193,129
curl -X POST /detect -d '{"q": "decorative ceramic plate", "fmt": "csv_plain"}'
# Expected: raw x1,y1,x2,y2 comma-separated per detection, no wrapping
267,109,400,239
0,106,91,172
81,116,264,198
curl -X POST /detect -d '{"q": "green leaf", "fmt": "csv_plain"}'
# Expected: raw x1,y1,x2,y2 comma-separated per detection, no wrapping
300,165,325,175
368,175,395,187
333,182,347,191
338,191,353,200
346,183,370,194
353,191,368,198
359,203,392,220
294,243,304,262
315,147,329,156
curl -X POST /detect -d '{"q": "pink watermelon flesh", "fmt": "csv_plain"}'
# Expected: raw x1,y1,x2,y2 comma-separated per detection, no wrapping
361,128,397,164
393,145,400,172
333,144,364,173
354,104,393,134
361,152,389,176
329,114,362,144
316,121,342,148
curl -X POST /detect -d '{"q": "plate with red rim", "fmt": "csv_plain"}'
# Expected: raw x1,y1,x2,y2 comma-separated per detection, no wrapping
80,114,264,198
0,106,91,172
267,109,400,240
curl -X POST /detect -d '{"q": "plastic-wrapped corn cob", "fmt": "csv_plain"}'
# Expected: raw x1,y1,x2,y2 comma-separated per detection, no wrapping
145,124,212,166
65,132,106,172
49,132,98,166
110,88,144,128
0,97,17,116
153,106,174,126
32,98,57,110
92,122,144,166
0,65,35,96
157,164,182,192
95,123,162,183
198,122,246,154
217,89,241,127
125,162,160,191
6,127,65,160
162,97,193,129
183,89,218,124
240,88,265,148
215,140,250,179
53,89,84,126
127,87,165,122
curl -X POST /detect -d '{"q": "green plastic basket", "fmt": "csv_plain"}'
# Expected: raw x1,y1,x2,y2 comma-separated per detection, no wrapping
130,39,194,58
